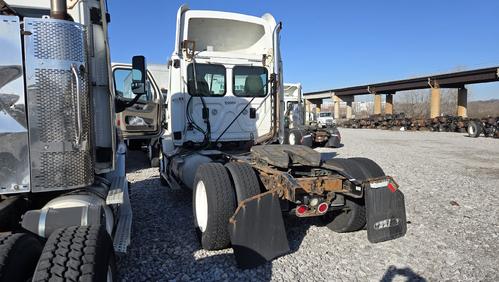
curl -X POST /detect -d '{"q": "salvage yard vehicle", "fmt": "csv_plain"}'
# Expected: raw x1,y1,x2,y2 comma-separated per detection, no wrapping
316,111,335,127
158,5,407,268
282,83,341,147
0,0,156,280
467,117,499,138
113,63,168,166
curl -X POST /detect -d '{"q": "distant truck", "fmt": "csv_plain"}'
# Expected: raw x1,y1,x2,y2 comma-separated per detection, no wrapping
316,111,335,127
282,83,341,147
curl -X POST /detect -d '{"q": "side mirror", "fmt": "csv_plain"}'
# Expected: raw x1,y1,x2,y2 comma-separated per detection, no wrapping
131,55,146,95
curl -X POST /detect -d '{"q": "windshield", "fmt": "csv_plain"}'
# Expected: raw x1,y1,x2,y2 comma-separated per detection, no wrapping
187,63,226,96
233,66,268,97
320,112,332,117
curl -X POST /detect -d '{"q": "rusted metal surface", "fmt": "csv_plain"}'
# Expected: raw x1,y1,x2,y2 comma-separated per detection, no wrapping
295,177,344,193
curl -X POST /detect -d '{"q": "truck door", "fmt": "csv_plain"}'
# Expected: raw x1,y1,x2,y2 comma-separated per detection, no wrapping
112,64,162,139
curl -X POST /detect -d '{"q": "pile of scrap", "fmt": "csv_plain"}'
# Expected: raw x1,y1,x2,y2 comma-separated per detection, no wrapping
340,114,499,137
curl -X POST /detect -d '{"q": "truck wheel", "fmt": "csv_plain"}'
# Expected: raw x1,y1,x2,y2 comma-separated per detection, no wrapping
323,197,366,233
149,143,160,167
0,233,42,282
225,162,261,203
193,163,236,250
323,158,385,232
288,130,302,145
468,121,481,138
32,225,116,282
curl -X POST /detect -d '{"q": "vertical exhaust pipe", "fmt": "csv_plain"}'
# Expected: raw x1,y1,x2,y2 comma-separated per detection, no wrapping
50,0,68,20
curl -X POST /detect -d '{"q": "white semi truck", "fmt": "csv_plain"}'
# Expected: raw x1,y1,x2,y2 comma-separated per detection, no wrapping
158,5,407,269
0,0,160,280
282,83,341,147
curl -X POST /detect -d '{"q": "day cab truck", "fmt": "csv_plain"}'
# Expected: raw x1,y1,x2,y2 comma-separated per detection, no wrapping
282,83,341,147
0,0,159,280
155,5,407,268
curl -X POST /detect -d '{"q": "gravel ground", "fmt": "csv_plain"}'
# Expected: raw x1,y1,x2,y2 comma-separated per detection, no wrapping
117,129,499,281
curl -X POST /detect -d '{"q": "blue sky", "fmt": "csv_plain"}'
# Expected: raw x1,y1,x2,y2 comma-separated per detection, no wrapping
108,0,499,100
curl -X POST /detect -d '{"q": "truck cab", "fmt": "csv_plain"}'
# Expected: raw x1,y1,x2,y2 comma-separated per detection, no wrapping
0,1,153,280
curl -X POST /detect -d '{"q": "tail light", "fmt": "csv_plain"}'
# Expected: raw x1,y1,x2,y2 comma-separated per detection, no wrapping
317,202,328,214
296,205,308,216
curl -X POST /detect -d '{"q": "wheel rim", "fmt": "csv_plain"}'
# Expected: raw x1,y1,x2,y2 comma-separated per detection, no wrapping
468,125,474,134
195,180,208,232
289,133,296,145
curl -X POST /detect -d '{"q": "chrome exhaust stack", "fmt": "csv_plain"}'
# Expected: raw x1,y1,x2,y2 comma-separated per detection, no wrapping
50,0,68,20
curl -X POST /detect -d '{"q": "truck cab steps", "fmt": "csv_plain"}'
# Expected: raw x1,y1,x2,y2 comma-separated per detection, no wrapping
109,176,133,253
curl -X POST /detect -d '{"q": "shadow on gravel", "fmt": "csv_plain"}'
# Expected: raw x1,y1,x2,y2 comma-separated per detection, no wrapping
380,265,426,282
284,215,322,253
118,173,273,281
125,149,150,173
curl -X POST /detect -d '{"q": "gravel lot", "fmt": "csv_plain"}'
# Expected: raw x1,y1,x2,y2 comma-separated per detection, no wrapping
117,129,499,281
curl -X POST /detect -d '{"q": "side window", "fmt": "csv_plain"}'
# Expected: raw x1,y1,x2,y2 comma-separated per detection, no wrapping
233,66,268,97
187,64,226,96
113,68,154,102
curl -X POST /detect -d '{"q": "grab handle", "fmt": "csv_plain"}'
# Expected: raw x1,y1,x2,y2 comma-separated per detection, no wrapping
71,64,83,146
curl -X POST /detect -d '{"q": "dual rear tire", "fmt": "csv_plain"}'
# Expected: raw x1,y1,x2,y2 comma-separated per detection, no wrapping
193,162,260,250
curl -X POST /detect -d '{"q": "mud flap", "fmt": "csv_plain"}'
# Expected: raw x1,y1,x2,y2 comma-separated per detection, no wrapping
365,179,407,243
229,192,290,269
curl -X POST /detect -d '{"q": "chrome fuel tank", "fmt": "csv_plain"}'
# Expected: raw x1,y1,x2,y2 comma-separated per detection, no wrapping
0,15,30,194
24,17,93,192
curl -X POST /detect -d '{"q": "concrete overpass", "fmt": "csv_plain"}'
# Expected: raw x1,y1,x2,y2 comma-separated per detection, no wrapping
303,67,499,119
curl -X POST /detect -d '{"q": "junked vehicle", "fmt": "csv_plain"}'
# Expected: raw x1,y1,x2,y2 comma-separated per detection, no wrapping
282,83,341,147
156,5,407,268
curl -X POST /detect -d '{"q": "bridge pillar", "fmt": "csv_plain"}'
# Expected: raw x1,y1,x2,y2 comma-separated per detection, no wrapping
333,95,340,119
385,94,393,114
457,87,468,117
430,87,441,118
305,99,312,123
374,93,382,115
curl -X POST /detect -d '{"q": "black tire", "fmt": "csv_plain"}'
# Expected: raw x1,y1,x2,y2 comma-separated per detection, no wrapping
193,163,236,250
322,197,367,233
468,121,481,138
32,225,116,282
288,129,303,145
0,233,42,282
322,158,385,233
149,143,160,167
225,162,261,204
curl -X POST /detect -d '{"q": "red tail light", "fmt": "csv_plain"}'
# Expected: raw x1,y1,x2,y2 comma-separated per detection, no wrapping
317,202,328,214
296,205,308,215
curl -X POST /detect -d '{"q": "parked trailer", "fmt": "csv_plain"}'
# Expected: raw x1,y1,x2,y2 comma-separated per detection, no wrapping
158,6,407,269
0,0,159,280
282,83,341,147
